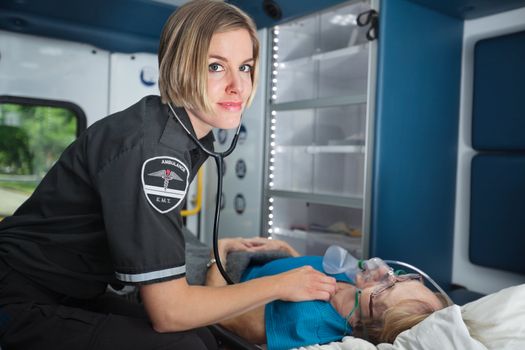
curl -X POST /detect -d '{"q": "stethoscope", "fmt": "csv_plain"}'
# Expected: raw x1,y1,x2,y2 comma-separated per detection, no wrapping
168,102,240,284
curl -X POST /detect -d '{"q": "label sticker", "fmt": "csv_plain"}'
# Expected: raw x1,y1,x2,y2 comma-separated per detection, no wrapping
235,159,246,179
140,66,157,87
234,193,246,214
217,129,228,145
239,124,247,144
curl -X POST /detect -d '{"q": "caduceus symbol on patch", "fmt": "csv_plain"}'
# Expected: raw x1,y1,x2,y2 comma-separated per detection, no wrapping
148,169,183,191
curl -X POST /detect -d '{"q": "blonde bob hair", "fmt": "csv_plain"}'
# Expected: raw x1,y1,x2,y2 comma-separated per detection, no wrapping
353,293,449,344
158,0,259,113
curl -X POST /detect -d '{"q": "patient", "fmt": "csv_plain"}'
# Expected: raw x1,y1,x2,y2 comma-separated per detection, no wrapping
206,238,449,350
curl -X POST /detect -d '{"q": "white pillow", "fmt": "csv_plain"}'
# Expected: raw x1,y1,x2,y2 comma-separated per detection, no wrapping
291,284,525,350
376,305,487,350
293,306,487,350
291,336,377,350
461,284,525,350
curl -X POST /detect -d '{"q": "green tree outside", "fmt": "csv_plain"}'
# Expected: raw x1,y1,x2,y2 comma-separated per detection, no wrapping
0,103,77,196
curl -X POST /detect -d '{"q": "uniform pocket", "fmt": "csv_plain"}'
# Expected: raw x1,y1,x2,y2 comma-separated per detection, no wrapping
0,259,12,282
0,260,13,297
55,305,102,326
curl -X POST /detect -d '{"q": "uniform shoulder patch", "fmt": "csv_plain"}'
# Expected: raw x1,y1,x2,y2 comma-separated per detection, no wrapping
142,156,189,214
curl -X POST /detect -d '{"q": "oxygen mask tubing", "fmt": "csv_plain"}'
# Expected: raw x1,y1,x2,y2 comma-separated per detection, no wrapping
322,245,453,305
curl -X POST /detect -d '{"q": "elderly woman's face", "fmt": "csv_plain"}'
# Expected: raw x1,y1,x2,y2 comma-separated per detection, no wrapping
359,280,443,321
188,29,254,137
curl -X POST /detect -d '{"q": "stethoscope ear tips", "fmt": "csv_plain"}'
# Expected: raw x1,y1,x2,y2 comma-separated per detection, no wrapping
357,9,379,41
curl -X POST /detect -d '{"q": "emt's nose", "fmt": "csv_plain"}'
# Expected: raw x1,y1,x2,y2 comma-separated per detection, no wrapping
226,70,243,95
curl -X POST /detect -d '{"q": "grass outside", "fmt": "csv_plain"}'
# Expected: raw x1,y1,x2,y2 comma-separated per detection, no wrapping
0,181,38,194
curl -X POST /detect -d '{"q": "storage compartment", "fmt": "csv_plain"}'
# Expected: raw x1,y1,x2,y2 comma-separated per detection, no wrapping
316,104,366,145
319,1,370,51
274,104,367,147
275,15,318,62
318,48,368,98
273,1,371,104
274,46,369,104
274,58,317,103
271,104,366,196
272,150,364,196
272,148,314,192
276,0,371,62
269,197,363,257
273,109,316,146
313,152,364,196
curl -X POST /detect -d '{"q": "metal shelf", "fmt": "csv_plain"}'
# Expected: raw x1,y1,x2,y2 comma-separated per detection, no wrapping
277,44,368,67
275,145,365,154
268,189,363,209
271,94,367,111
272,228,363,258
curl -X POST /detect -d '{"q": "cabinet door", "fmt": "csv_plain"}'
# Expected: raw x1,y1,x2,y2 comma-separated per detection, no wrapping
263,0,377,258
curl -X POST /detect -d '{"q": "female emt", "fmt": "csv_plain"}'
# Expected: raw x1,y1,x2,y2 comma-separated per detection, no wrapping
0,1,337,349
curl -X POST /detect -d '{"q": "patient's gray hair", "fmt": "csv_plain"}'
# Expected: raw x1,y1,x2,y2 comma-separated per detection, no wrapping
353,293,448,344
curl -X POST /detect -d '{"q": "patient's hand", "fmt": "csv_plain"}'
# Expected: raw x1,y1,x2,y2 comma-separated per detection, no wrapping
237,237,301,257
217,237,258,257
211,238,264,274
217,237,300,258
206,238,254,287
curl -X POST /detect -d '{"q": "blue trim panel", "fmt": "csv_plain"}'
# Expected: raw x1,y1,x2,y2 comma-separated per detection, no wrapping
0,0,349,53
0,0,174,53
470,155,525,275
408,0,525,19
1,0,523,53
371,0,463,286
472,30,525,151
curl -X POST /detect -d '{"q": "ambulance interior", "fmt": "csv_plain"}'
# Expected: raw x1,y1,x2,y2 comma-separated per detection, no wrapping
1,0,525,349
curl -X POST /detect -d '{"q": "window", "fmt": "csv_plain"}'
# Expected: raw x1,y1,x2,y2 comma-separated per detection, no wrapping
0,96,86,219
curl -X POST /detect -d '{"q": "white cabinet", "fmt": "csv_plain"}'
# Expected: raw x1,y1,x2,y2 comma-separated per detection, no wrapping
262,0,376,258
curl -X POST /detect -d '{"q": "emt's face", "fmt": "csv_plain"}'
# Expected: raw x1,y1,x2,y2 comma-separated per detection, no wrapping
188,29,254,138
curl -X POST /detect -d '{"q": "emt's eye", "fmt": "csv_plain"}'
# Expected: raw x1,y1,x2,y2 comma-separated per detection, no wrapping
239,64,253,73
209,63,224,72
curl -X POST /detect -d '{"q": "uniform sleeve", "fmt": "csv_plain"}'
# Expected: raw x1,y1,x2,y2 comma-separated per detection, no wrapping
96,143,191,285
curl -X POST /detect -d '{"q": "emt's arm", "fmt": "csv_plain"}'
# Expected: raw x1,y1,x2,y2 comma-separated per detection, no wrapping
203,238,271,343
207,258,267,345
141,264,336,332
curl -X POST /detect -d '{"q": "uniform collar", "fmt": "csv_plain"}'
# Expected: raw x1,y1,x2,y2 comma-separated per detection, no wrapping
161,104,215,151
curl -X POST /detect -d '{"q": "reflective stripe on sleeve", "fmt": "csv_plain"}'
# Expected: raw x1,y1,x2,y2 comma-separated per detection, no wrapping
115,265,186,283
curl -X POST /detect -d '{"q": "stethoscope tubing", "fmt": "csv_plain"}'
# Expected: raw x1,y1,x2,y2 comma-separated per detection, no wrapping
168,103,240,284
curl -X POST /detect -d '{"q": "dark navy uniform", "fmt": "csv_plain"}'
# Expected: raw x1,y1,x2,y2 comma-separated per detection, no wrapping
0,96,218,350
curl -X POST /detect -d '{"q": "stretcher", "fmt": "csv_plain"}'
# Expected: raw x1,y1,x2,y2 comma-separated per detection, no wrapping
208,284,525,350
183,230,525,350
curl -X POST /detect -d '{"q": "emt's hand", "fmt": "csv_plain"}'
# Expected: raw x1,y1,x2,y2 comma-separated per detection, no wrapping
274,266,337,302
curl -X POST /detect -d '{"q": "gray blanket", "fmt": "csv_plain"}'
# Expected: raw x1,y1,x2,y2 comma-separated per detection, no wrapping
183,229,290,285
